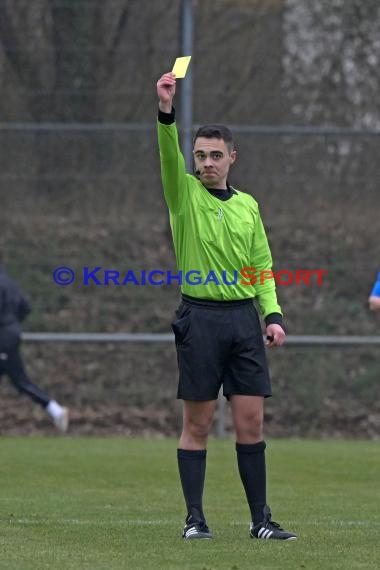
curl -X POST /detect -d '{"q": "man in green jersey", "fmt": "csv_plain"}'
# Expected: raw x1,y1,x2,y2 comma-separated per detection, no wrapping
156,72,297,542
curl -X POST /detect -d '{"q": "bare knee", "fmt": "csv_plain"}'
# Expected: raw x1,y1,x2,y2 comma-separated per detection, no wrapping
230,395,264,443
234,409,264,443
179,400,217,449
181,415,213,448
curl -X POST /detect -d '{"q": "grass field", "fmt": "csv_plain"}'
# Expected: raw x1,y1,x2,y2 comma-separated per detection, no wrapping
0,438,379,569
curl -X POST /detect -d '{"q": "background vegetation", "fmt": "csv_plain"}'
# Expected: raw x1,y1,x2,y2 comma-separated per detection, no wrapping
0,0,379,436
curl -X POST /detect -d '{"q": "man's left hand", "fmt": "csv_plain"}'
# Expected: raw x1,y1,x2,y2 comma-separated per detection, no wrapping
265,324,286,347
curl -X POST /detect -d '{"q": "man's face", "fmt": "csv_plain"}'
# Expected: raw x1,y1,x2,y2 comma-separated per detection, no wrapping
193,137,236,188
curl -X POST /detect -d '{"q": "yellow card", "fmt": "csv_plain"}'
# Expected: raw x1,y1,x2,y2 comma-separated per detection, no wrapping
172,56,192,78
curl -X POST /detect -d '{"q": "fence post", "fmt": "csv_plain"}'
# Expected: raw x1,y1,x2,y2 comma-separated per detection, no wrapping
180,0,194,172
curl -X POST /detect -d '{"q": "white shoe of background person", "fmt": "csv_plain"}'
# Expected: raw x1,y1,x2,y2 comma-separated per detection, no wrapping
46,401,70,433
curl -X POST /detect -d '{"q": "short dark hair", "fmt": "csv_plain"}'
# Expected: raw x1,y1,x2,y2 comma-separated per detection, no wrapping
194,124,234,152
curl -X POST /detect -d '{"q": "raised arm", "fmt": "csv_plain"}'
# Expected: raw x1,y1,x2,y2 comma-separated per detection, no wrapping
156,72,188,214
157,72,176,113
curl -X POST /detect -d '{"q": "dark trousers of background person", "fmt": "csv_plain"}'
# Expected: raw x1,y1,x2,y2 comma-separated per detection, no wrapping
0,340,50,407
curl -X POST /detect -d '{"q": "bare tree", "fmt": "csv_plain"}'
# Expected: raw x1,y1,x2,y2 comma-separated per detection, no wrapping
0,0,177,201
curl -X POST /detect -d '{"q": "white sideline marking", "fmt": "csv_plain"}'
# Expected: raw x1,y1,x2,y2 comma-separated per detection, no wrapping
233,520,380,527
10,518,380,527
12,518,175,526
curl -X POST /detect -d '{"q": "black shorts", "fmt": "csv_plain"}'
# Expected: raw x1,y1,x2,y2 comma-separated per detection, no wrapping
171,295,272,401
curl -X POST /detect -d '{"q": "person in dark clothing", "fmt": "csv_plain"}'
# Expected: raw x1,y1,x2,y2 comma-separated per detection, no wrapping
0,262,69,432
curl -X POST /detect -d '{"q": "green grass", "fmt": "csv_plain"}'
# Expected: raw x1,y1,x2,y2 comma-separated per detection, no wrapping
0,438,379,569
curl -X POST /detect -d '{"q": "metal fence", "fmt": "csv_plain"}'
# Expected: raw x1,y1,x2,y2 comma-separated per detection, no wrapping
22,332,380,345
20,332,380,438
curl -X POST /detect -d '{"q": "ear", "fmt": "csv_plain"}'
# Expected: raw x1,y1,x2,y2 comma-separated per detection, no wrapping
230,150,237,165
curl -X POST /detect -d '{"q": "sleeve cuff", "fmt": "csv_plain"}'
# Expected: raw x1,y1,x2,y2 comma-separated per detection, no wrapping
158,107,175,125
264,312,283,328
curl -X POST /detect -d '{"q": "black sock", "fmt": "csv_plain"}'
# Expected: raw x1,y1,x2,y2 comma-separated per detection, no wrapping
177,448,207,522
236,441,267,525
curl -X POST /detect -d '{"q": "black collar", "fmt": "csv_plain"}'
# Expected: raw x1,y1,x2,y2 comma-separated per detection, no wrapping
205,184,237,202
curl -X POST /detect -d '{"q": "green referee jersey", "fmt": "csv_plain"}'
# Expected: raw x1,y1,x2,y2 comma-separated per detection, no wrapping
157,117,282,319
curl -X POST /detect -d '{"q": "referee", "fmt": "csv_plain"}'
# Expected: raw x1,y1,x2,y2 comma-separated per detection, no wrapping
156,72,297,541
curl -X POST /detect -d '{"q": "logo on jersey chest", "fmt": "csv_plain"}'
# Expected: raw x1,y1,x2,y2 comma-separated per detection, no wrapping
217,207,224,221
